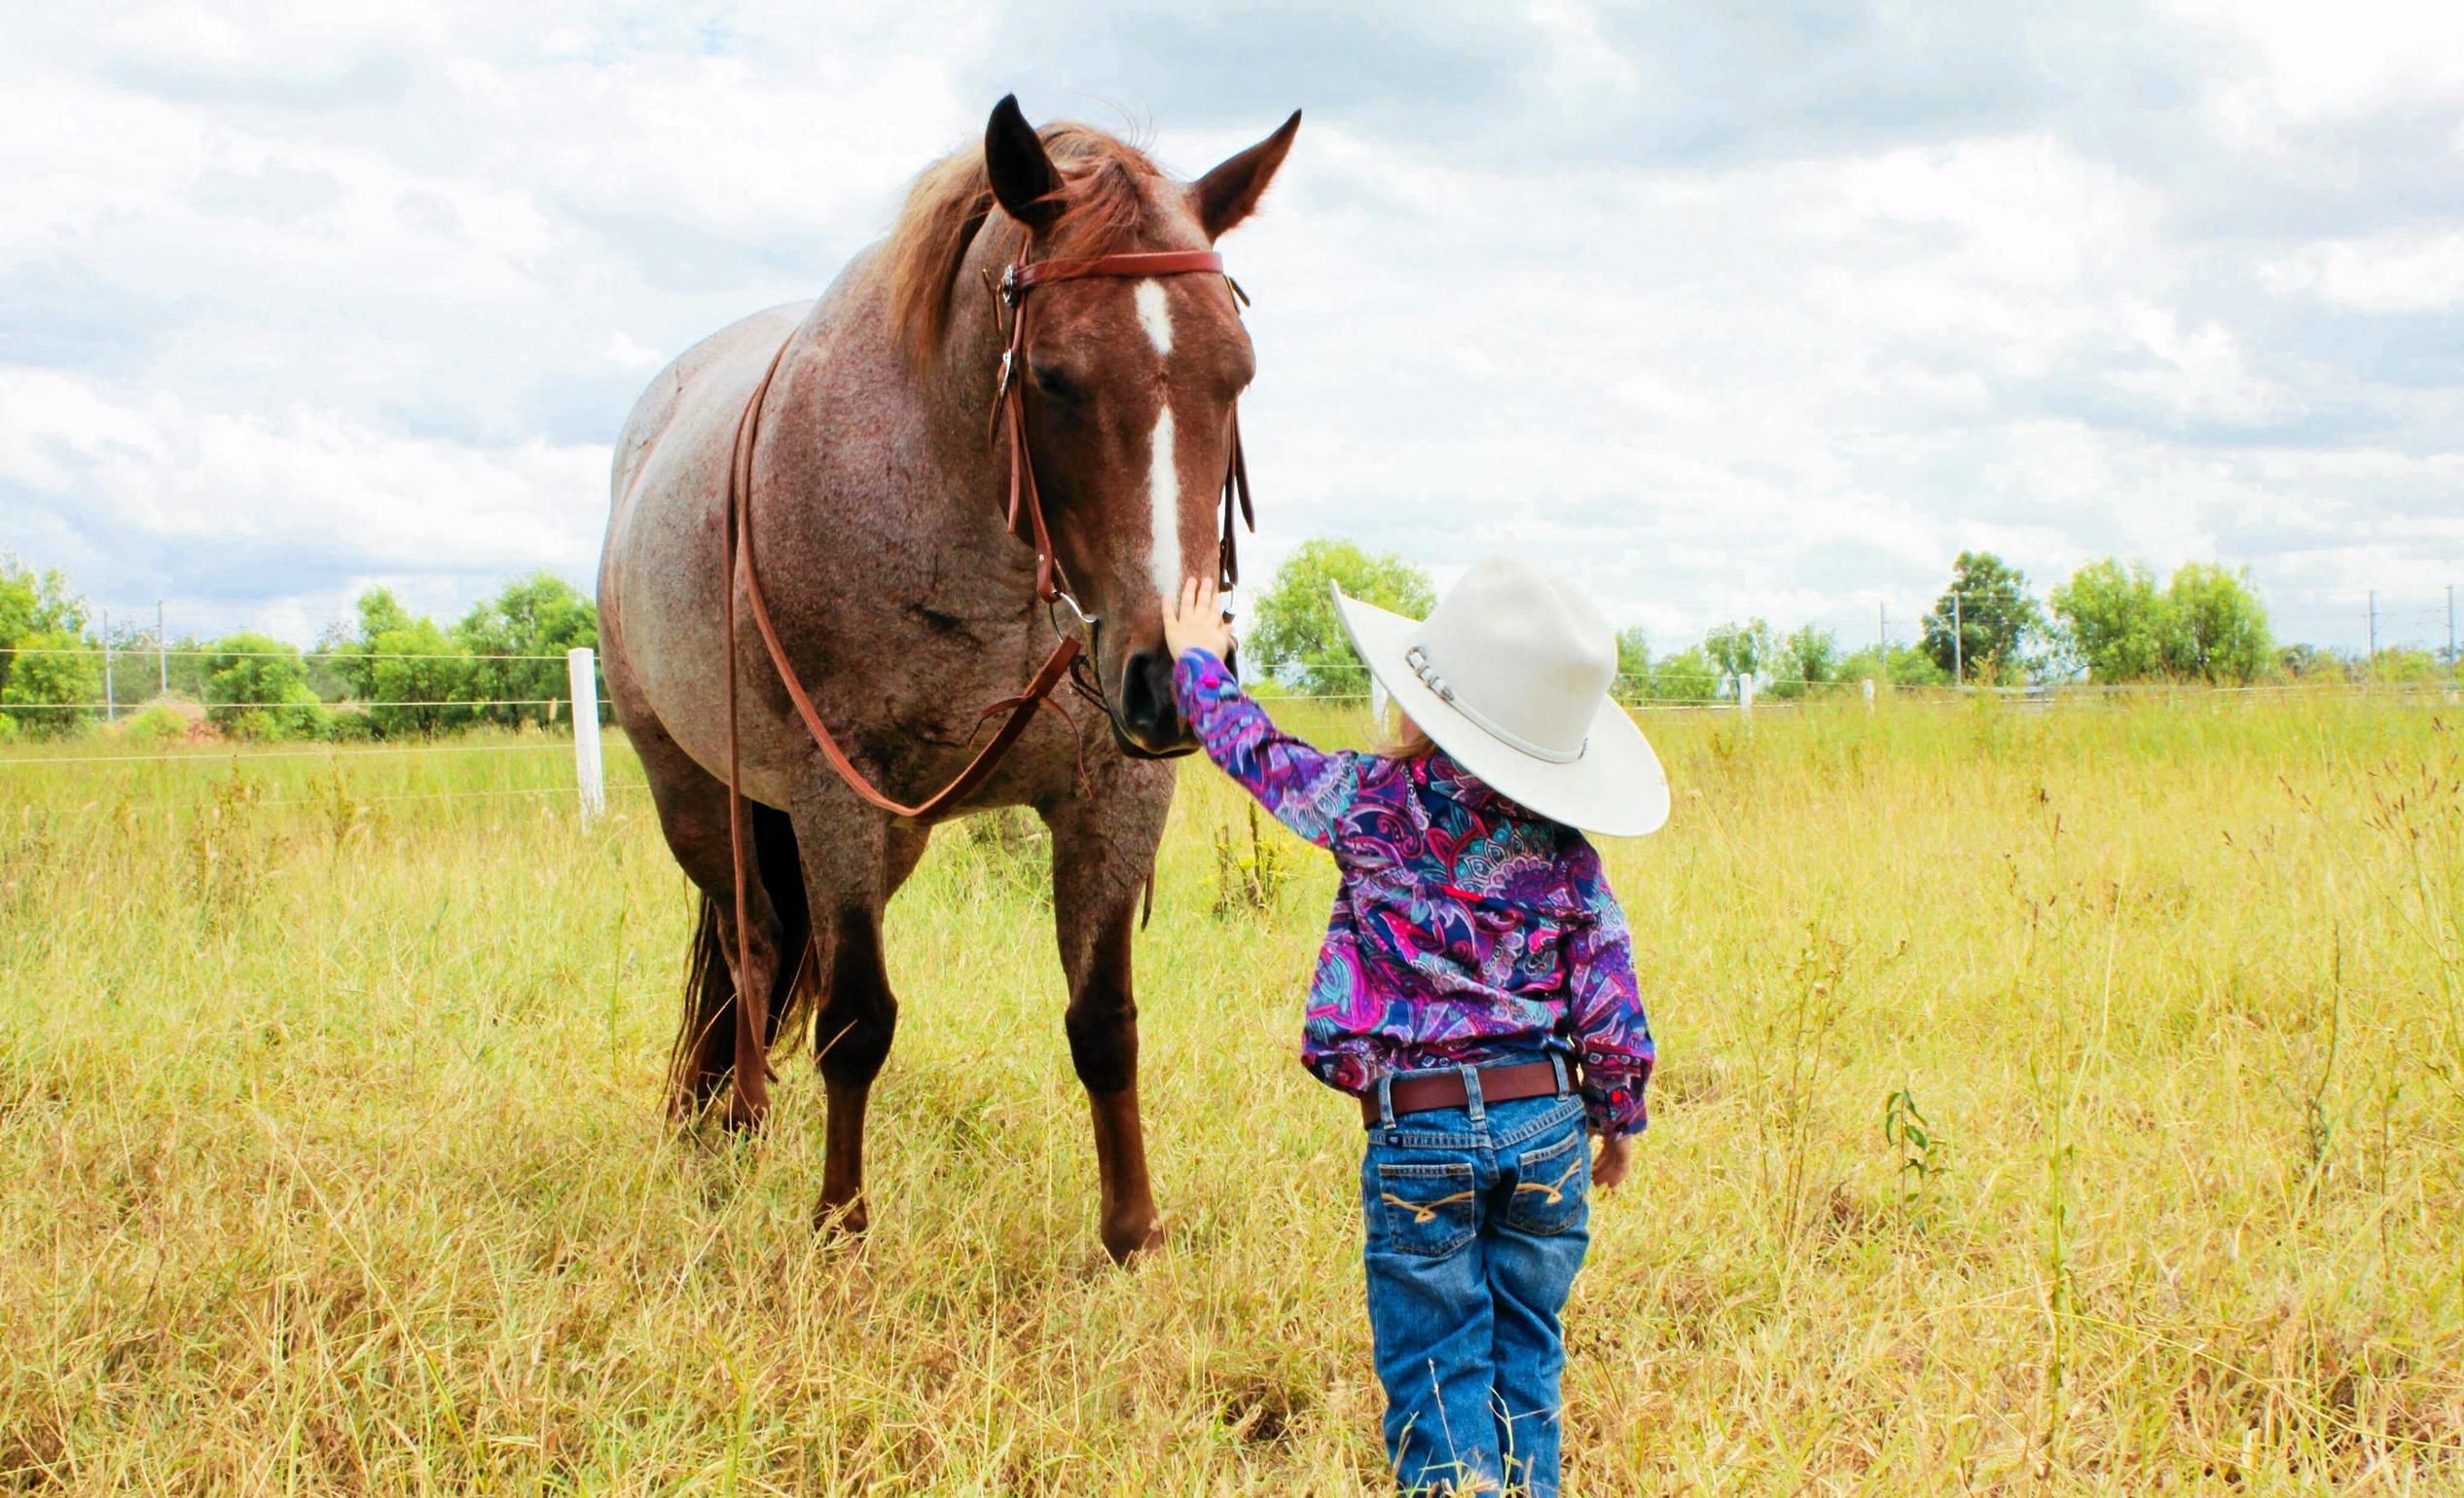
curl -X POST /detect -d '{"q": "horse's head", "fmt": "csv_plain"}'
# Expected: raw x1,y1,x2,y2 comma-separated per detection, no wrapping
979,97,1299,757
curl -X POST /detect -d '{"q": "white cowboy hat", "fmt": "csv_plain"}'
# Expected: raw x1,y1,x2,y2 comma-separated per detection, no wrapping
1331,559,1670,837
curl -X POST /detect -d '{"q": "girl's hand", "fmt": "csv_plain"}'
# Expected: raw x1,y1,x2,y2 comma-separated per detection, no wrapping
1592,1132,1633,1191
1164,576,1235,663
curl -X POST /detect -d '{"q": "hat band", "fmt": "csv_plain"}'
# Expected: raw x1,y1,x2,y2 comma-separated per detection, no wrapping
1404,644,1587,764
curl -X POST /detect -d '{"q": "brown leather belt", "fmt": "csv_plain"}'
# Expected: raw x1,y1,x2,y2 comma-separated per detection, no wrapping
1360,1060,1570,1126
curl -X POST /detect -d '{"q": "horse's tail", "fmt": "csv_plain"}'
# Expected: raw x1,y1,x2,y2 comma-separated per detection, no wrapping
668,802,819,1122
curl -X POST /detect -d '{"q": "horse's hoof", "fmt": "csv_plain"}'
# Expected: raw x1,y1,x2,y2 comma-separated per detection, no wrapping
814,1194,869,1239
1101,1215,1167,1266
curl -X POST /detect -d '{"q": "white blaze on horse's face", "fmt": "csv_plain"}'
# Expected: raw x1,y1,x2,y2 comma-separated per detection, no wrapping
1134,279,1174,357
1135,279,1183,603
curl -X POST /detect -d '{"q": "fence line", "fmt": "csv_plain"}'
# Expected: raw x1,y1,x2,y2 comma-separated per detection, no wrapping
88,781,653,819
0,645,590,663
0,739,590,770
2,696,609,713
2,694,608,714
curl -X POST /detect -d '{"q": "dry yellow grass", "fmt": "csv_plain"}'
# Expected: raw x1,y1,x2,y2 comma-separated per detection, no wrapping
3,695,2461,1494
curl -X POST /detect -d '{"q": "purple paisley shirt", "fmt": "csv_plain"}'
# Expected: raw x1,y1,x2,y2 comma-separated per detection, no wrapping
1174,649,1654,1136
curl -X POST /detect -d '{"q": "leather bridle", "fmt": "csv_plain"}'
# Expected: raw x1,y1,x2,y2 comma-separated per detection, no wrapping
707,241,1255,1123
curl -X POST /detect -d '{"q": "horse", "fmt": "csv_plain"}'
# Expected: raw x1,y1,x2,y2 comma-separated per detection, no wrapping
597,96,1300,1263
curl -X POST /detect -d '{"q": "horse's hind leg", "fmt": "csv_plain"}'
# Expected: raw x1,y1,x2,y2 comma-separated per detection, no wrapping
1044,774,1173,1264
791,809,928,1237
619,694,794,1128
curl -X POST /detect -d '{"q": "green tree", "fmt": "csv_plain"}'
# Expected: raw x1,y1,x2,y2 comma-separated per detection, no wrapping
324,587,417,701
202,633,326,740
1246,540,1434,696
2160,564,2272,683
367,619,477,737
2050,560,2167,683
1642,645,1720,702
455,572,599,727
0,629,103,739
2276,642,2344,680
1769,624,1839,698
1836,643,1951,688
1,557,98,738
1922,552,2044,682
1,554,89,699
1703,619,1774,695
1612,625,1650,687
2366,646,2442,684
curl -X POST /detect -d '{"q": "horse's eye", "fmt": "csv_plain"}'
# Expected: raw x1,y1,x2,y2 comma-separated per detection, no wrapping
1030,361,1083,403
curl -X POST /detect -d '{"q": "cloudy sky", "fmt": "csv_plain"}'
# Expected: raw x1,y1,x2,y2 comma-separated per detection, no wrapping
4,1,2461,655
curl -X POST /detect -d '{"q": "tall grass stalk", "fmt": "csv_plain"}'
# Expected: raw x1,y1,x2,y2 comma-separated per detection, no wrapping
3,698,2461,1492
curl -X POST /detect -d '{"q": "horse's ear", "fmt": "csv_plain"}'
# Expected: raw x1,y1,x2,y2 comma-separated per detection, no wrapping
1191,109,1301,240
985,94,1065,234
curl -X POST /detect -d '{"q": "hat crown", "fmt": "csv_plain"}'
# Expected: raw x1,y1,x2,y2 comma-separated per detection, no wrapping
1407,560,1613,759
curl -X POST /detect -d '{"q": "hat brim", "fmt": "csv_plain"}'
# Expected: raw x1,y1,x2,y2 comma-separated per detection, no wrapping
1332,587,1671,837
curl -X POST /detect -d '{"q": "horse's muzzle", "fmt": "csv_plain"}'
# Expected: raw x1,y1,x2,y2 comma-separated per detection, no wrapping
1115,648,1199,758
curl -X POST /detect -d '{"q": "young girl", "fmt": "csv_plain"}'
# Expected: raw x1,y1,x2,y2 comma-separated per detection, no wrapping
1163,560,1668,1497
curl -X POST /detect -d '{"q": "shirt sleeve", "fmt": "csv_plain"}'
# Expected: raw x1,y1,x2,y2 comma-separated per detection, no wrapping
1560,836,1654,1137
1172,648,1361,849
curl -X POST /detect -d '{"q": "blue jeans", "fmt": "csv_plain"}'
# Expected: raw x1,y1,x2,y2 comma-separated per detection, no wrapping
1360,1065,1591,1496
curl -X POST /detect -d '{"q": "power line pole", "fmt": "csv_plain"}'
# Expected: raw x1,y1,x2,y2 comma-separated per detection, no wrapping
157,601,167,697
1951,593,1964,684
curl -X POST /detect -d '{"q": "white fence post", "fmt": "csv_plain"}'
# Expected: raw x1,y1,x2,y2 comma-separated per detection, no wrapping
1863,677,1876,710
568,646,605,822
1738,672,1756,712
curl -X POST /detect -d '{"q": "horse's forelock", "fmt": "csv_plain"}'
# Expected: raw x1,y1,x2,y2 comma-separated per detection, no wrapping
885,125,1164,372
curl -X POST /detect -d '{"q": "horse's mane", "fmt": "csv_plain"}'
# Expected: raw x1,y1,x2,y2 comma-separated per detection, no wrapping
885,124,1161,371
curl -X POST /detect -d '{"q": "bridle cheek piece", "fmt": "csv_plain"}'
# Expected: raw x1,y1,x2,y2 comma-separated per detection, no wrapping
992,245,1255,617
709,243,1257,1120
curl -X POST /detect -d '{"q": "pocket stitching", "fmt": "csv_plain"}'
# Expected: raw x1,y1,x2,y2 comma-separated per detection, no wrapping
1511,1153,1584,1207
1378,1187,1475,1224
1504,1129,1588,1235
1372,1161,1478,1256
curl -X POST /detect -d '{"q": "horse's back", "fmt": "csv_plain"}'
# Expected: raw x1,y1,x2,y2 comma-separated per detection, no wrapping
608,302,811,533
598,302,811,756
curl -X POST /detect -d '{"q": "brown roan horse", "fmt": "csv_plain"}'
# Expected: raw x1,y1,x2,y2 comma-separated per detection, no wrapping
598,97,1299,1262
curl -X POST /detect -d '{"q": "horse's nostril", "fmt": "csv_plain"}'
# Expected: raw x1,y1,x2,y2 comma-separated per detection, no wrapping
1120,650,1180,740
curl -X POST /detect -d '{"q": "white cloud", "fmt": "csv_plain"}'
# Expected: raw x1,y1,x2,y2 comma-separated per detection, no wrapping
2263,229,2464,311
1,0,2460,656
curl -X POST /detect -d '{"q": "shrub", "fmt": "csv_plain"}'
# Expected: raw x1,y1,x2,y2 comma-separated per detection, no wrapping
0,630,102,739
122,703,194,747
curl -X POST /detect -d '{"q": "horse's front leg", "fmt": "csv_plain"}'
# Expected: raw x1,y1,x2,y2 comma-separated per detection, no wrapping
1044,773,1173,1264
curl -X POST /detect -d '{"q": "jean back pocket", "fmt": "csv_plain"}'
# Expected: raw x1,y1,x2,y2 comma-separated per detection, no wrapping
1501,1124,1588,1236
1371,1160,1479,1258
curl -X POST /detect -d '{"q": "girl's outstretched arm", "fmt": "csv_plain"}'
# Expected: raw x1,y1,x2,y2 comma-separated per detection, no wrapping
1561,836,1654,1138
1166,577,1361,850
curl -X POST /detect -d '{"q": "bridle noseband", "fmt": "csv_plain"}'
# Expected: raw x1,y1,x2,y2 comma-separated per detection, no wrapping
707,240,1257,1124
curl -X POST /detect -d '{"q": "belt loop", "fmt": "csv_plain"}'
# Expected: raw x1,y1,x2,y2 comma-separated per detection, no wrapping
1462,1064,1486,1126
1550,1052,1569,1095
1375,1073,1396,1132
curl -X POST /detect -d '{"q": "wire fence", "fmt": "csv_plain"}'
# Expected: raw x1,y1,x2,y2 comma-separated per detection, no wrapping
5,674,2456,836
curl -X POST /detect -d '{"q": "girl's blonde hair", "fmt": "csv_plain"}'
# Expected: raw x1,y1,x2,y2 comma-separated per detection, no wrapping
1380,712,1436,760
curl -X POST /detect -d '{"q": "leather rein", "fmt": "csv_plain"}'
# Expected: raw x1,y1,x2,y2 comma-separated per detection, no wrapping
708,244,1254,1123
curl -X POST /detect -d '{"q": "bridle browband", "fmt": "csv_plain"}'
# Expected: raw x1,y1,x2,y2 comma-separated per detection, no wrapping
706,240,1256,1124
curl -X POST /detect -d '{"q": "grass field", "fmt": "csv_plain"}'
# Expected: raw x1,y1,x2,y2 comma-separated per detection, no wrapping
3,695,2461,1494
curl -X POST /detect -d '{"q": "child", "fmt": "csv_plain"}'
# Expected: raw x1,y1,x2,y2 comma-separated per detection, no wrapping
1163,560,1668,1497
